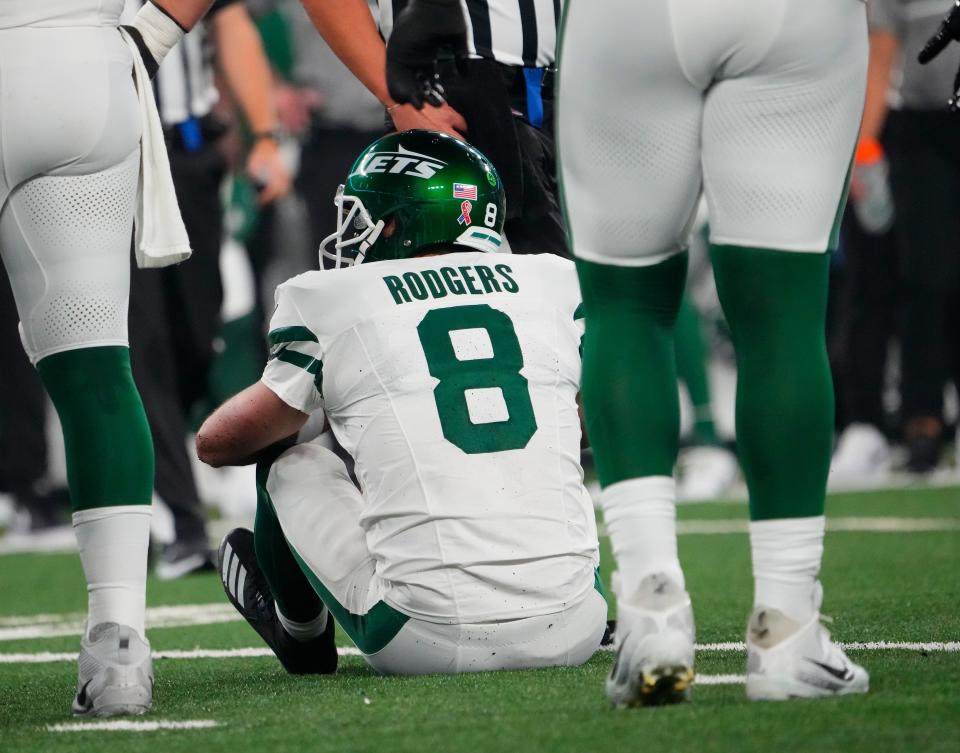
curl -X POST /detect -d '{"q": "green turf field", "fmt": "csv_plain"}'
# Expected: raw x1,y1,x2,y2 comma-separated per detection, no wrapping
1,485,958,753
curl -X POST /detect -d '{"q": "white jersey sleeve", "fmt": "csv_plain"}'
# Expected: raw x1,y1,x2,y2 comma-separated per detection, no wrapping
261,279,326,415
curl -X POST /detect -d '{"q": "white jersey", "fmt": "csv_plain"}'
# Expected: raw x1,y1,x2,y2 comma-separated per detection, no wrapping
0,0,124,28
261,252,598,623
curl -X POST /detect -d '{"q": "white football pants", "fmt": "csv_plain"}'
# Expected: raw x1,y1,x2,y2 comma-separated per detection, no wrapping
0,25,140,363
265,441,607,675
557,0,869,265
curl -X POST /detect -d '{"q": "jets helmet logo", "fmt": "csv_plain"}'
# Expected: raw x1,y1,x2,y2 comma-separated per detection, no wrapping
352,145,447,180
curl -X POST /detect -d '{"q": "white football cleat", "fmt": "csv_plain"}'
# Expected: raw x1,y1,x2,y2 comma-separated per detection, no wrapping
607,572,695,708
676,446,738,502
745,606,869,701
828,423,891,489
72,623,153,717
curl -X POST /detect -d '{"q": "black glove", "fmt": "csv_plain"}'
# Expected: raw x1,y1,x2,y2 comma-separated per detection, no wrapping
918,0,960,110
120,24,160,79
386,0,468,109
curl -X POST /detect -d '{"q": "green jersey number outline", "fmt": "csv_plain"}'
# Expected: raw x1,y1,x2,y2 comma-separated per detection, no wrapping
416,304,537,454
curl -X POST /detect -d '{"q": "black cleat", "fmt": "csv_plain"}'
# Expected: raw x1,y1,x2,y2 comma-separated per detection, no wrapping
218,528,337,675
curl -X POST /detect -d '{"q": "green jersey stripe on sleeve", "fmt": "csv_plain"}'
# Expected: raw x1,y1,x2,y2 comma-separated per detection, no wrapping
269,326,319,345
276,348,322,376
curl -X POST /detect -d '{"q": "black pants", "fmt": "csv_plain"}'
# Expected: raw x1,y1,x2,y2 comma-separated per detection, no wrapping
831,205,899,430
129,140,226,543
0,278,46,496
439,59,567,257
297,125,386,254
885,109,960,421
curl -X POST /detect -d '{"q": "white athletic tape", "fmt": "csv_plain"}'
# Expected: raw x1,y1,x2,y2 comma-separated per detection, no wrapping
47,720,219,733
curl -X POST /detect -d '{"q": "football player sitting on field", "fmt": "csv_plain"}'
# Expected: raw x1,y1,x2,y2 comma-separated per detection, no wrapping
196,130,606,676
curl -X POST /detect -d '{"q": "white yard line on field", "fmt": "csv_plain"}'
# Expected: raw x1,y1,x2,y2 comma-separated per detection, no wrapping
694,674,745,685
5,505,960,557
2,642,956,665
675,517,960,535
0,603,240,641
47,720,219,733
2,603,958,652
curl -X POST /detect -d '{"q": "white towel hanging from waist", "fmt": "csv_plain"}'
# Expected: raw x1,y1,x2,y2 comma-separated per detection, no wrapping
118,27,193,269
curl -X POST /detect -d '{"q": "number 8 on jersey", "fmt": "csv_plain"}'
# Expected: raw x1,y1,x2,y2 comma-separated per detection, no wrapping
417,304,537,454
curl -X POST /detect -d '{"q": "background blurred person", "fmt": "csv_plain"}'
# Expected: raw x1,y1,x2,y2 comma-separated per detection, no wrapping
284,0,385,253
674,291,739,501
0,283,69,532
122,0,291,578
862,0,960,474
300,0,567,255
828,206,899,487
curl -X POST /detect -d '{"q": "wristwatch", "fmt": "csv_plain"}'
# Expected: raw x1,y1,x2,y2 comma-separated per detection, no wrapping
251,129,282,143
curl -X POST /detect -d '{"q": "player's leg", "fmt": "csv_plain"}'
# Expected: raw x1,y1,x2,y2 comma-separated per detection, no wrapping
0,154,155,716
364,588,608,676
0,29,154,715
557,0,702,707
700,0,869,699
240,442,410,664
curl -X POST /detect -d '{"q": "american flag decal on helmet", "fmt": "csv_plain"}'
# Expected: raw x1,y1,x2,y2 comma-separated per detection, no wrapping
453,183,478,200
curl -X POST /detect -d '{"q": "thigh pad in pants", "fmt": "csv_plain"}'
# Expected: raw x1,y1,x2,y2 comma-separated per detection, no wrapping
557,0,867,265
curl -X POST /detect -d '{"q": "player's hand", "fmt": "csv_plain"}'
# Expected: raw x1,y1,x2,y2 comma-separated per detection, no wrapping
274,83,322,138
247,137,292,205
389,102,467,140
386,0,468,109
918,0,960,110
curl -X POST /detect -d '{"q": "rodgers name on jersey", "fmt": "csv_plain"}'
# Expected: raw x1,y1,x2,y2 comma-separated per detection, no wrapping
383,262,519,305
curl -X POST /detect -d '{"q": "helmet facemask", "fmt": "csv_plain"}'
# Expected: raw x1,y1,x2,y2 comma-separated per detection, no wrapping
319,185,385,270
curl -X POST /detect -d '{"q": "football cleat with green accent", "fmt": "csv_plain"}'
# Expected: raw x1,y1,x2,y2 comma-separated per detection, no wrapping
218,528,337,675
746,604,869,701
606,572,695,708
72,622,153,717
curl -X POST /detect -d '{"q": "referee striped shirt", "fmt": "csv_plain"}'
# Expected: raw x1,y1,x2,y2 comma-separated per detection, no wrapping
121,0,240,125
378,0,562,69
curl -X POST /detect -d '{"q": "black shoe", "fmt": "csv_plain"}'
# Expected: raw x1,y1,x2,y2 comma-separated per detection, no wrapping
218,528,337,675
12,484,71,532
906,434,942,474
155,538,216,581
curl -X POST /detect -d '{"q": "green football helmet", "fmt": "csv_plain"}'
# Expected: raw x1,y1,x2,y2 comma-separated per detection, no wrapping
320,130,506,268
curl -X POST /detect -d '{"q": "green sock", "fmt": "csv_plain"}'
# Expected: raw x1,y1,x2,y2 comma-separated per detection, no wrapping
675,294,718,446
254,463,324,623
36,347,153,511
576,253,688,486
710,245,833,521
